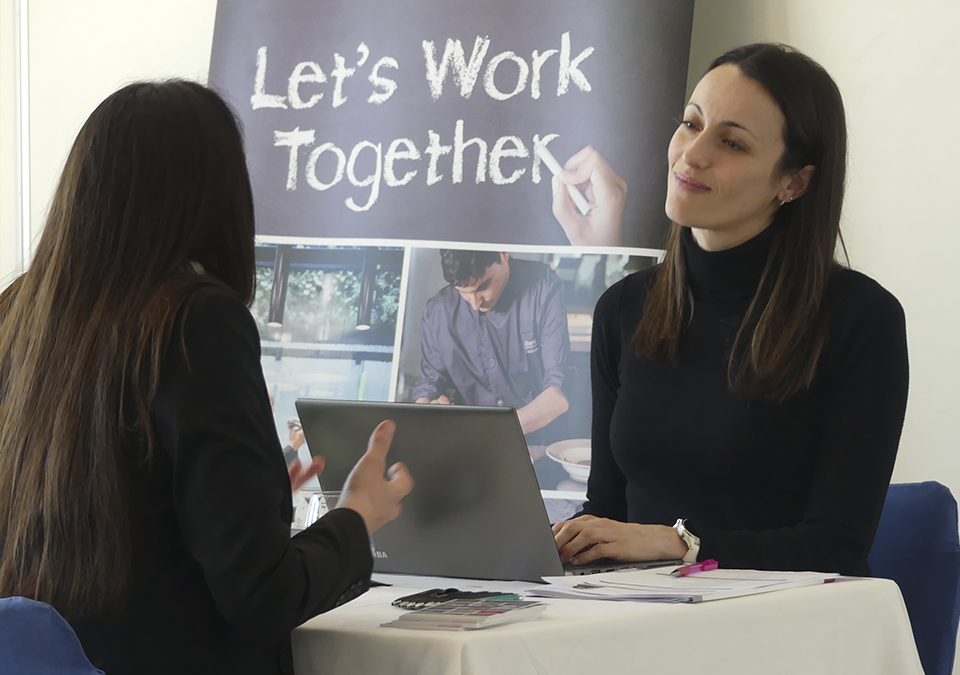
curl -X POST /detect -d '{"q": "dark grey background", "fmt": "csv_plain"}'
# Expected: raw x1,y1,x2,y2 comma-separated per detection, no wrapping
209,0,693,248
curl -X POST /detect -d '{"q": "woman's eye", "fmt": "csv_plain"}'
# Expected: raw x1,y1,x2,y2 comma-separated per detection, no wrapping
680,119,698,131
724,139,745,151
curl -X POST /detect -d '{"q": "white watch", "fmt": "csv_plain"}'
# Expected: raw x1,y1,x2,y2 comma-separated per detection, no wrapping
673,519,700,563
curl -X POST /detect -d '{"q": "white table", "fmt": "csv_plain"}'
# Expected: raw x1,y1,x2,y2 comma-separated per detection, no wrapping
293,576,922,675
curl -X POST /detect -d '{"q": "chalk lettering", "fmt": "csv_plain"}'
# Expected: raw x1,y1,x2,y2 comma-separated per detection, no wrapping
453,119,487,184
252,46,287,110
384,138,420,186
489,136,528,184
273,125,563,208
484,51,529,101
345,142,382,211
356,42,370,68
288,61,326,109
425,130,452,185
530,49,558,100
330,53,356,108
306,143,346,191
423,33,593,100
558,32,594,95
368,57,399,105
422,37,490,100
273,127,315,189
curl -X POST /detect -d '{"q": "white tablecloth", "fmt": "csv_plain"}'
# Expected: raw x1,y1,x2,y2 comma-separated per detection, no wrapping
293,576,922,675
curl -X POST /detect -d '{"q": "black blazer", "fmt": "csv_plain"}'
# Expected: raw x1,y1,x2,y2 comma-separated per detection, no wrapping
70,289,373,675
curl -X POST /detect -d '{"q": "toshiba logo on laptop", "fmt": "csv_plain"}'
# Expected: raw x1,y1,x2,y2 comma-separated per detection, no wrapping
372,547,388,559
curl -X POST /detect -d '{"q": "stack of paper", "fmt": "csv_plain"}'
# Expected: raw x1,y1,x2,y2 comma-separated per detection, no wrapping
531,567,840,603
381,598,547,631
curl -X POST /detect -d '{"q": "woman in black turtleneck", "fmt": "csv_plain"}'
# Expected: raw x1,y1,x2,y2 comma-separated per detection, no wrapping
552,44,908,577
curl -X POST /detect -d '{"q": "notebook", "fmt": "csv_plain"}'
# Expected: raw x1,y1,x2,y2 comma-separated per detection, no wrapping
295,399,676,582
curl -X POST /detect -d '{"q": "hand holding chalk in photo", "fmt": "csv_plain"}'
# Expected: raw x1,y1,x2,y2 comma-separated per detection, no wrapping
536,145,591,216
546,145,628,247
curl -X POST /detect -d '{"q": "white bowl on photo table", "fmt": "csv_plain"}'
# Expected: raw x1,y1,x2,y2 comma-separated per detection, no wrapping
545,439,591,483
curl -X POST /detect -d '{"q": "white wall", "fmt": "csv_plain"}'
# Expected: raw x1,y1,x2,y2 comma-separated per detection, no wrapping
1,0,22,286
6,0,217,278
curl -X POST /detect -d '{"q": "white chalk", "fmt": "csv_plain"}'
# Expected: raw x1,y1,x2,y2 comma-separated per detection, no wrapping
535,144,591,216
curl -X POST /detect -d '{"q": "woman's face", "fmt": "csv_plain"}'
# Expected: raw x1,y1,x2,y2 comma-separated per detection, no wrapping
665,64,798,251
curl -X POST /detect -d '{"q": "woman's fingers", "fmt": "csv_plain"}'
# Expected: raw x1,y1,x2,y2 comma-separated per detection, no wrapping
552,515,597,554
555,517,657,564
288,456,325,492
569,542,614,566
550,146,627,246
339,420,414,535
386,461,414,502
551,176,586,243
557,522,610,563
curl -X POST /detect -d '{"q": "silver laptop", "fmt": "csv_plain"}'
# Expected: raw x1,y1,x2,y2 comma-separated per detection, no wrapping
295,399,675,582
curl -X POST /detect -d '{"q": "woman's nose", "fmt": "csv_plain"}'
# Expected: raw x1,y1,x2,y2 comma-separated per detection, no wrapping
682,133,712,169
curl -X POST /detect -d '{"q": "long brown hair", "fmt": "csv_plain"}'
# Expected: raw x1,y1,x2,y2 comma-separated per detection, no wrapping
0,81,255,617
632,43,847,401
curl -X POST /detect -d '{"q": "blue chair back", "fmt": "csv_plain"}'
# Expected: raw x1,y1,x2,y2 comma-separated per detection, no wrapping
0,596,103,675
868,481,960,675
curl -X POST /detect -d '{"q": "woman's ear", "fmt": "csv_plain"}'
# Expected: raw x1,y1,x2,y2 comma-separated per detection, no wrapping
778,165,816,203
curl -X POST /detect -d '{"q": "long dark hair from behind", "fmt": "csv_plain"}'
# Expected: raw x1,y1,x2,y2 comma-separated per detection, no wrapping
631,43,847,401
0,80,255,617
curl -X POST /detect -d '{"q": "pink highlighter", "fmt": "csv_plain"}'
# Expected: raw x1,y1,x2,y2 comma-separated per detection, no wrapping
670,559,720,577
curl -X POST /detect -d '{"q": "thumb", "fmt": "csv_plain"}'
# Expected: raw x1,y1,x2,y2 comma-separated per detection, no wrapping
364,419,396,462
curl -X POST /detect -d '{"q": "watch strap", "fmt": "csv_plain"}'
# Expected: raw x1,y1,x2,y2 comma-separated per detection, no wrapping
673,518,701,564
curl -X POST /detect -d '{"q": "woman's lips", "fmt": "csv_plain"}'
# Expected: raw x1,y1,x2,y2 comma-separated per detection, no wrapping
675,173,711,193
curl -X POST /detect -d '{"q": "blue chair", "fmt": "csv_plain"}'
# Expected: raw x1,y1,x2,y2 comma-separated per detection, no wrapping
868,481,960,675
0,596,103,674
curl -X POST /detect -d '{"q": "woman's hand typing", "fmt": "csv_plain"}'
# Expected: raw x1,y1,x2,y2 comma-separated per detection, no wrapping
552,515,689,565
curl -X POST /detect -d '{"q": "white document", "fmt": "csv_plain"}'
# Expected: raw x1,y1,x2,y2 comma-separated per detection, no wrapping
533,567,841,603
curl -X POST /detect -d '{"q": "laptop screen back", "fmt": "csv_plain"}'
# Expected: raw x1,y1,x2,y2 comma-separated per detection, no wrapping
295,399,564,581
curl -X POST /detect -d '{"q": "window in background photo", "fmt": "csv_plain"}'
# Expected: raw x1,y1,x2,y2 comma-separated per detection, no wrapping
253,244,404,457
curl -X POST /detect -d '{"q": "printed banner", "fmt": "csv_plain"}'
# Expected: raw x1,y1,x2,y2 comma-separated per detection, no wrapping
210,0,693,249
210,0,694,515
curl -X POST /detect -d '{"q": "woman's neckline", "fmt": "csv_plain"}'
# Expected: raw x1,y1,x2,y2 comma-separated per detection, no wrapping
681,224,777,304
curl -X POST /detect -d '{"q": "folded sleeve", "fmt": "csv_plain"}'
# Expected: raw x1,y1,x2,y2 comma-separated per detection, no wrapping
535,270,572,395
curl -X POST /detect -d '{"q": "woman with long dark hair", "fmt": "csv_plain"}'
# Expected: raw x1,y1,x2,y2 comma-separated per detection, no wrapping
553,43,908,576
0,80,412,674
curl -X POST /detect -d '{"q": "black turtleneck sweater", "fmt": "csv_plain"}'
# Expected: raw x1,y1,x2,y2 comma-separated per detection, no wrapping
582,226,909,576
